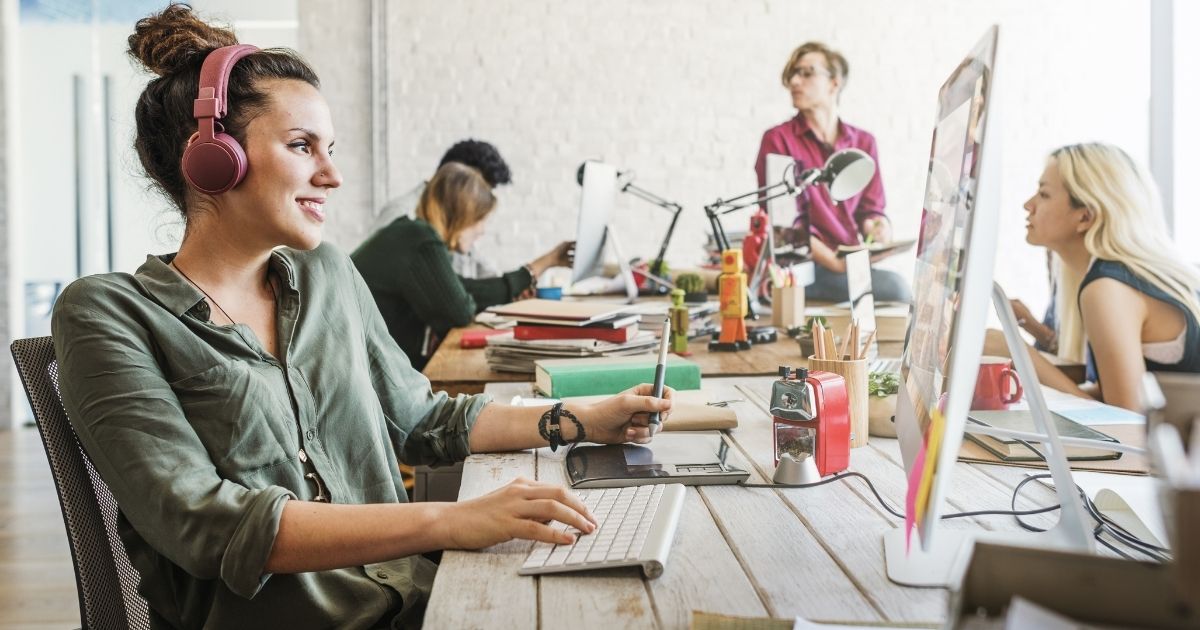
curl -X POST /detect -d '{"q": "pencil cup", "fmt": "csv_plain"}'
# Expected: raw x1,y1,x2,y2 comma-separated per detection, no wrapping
808,355,869,448
771,286,805,329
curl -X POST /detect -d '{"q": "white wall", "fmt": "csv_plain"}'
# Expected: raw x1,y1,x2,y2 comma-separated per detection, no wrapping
1,0,14,426
305,0,1149,322
1175,0,1200,256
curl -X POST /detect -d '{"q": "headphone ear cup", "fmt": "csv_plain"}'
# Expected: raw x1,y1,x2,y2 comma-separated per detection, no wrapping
182,132,248,194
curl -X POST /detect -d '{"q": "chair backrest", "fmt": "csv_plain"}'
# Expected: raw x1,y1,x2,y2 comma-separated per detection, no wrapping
11,336,151,630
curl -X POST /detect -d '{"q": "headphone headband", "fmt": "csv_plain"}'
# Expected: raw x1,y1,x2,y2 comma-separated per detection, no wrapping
193,44,259,121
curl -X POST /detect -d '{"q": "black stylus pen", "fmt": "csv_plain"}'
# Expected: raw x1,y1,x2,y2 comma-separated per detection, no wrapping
648,318,670,434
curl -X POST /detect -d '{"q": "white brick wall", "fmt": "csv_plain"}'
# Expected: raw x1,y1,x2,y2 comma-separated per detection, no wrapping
305,0,1150,318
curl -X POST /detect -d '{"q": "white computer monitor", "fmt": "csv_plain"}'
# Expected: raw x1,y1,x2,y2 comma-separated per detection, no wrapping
893,25,1003,552
572,161,618,284
885,26,1119,590
571,161,638,302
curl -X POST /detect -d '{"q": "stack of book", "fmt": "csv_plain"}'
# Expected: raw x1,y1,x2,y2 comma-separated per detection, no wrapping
625,300,720,339
482,299,658,373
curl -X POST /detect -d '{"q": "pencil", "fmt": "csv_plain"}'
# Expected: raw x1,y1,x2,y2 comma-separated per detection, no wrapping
825,328,837,361
813,321,825,359
858,329,877,361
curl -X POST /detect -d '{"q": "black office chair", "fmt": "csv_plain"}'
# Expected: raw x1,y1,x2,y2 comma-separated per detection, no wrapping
11,336,150,630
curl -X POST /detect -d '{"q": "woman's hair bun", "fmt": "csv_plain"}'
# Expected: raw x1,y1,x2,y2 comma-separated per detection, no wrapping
127,3,238,77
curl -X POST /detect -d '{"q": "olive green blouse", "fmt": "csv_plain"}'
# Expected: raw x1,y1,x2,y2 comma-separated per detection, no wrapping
52,243,489,629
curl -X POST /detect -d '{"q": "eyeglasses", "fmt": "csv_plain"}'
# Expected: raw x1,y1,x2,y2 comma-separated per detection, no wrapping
789,65,832,80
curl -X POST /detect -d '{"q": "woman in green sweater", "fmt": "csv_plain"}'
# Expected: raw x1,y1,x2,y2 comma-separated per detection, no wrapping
352,162,572,369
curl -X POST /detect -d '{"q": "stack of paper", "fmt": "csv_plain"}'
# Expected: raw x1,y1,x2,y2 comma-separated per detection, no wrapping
484,331,659,373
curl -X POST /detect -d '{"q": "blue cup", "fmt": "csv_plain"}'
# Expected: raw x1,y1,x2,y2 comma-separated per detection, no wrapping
536,286,563,300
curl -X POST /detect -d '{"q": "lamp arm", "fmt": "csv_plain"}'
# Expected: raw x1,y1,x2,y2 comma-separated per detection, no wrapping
716,182,809,216
705,204,731,253
622,182,679,211
650,203,683,277
711,179,795,208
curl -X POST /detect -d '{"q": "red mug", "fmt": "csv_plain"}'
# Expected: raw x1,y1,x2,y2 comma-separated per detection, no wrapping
972,356,1022,410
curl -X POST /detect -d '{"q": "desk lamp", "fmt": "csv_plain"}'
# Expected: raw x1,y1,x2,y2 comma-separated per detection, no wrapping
703,148,877,317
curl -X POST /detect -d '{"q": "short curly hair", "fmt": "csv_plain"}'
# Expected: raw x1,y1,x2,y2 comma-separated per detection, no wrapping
438,139,512,187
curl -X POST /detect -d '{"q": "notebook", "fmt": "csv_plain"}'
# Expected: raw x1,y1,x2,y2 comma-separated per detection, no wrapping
965,410,1121,462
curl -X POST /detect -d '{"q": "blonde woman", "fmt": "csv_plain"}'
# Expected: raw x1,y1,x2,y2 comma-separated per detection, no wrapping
1013,142,1200,410
352,162,572,369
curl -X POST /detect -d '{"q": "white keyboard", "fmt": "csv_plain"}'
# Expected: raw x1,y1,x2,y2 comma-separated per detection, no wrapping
518,483,686,579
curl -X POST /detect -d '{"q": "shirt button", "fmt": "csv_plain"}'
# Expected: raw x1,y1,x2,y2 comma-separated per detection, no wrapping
305,429,316,440
376,570,389,580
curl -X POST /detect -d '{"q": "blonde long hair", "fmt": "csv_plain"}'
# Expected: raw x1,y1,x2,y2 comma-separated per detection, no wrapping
1051,143,1200,331
415,162,496,250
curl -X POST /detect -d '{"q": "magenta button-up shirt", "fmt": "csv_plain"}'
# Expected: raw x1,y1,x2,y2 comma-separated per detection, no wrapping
754,115,887,248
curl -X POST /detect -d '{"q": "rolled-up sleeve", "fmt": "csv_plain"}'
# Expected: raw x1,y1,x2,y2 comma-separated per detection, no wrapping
349,257,492,466
52,294,295,599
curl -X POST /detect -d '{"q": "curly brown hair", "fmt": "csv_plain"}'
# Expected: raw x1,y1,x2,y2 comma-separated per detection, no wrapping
127,3,320,216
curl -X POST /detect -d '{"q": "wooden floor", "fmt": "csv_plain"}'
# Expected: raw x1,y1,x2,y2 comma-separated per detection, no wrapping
0,426,81,629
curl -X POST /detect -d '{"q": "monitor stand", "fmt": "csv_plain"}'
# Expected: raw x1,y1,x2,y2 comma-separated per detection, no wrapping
605,223,639,305
883,281,1098,588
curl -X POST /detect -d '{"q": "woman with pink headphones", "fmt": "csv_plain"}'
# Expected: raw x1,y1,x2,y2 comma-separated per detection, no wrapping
50,5,672,628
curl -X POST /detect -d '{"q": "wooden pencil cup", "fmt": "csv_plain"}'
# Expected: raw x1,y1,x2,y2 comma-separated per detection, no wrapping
808,355,869,448
771,285,805,329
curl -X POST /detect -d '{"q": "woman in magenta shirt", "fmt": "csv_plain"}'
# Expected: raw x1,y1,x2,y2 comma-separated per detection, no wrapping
755,41,910,302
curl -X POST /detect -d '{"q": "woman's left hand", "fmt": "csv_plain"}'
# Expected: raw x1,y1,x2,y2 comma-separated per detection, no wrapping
578,384,674,445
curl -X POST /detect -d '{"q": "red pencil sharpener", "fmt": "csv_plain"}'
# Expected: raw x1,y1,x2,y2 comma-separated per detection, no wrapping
770,366,851,477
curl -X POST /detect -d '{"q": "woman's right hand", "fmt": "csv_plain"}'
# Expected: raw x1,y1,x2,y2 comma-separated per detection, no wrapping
438,477,596,549
529,241,576,277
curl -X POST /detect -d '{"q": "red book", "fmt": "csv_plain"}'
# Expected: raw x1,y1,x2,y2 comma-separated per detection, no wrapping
513,323,638,343
460,329,511,348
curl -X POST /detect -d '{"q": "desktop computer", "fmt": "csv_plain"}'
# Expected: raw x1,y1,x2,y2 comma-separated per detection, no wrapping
883,25,1138,587
572,161,638,302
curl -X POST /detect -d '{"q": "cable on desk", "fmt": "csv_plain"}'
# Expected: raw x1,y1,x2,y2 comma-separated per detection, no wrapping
740,472,1060,522
743,467,1170,562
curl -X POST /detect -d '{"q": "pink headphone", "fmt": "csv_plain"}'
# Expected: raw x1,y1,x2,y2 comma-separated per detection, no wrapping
181,44,260,194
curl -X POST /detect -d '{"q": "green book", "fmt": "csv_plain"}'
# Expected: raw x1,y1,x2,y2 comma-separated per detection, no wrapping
534,355,702,398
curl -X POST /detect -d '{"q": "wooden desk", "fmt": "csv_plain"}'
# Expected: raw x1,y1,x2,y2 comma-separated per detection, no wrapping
423,326,813,397
423,377,1064,628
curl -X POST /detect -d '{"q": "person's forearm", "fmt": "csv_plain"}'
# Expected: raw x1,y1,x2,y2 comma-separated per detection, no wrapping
467,403,584,453
265,500,451,573
1022,320,1056,349
810,238,844,273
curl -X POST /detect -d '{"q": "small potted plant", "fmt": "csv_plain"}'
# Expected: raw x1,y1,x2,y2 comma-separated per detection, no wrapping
675,273,707,304
867,370,900,438
793,316,836,357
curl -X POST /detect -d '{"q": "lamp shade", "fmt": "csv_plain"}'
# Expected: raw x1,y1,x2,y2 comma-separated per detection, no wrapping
823,148,876,201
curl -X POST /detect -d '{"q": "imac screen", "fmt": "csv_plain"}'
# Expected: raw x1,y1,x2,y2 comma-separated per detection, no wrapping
899,26,1000,543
